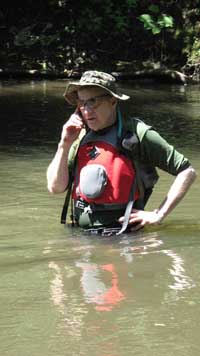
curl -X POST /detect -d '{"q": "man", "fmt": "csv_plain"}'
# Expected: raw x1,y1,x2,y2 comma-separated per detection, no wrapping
47,71,196,234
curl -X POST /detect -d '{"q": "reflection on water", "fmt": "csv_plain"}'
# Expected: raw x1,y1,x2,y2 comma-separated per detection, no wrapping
77,262,126,311
48,232,195,317
44,230,200,356
118,234,195,292
0,80,200,356
164,249,195,291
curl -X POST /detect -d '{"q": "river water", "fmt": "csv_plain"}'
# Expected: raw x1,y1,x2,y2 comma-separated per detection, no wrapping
0,79,200,356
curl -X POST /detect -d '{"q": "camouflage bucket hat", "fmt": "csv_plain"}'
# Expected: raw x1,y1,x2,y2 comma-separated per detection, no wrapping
63,70,130,105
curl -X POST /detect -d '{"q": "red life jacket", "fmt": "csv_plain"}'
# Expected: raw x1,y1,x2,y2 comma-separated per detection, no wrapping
72,125,139,206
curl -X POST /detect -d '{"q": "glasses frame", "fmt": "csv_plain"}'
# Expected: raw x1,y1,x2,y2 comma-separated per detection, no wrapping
77,94,111,110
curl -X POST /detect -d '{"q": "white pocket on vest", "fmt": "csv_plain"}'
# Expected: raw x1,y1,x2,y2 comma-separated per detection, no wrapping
79,164,107,199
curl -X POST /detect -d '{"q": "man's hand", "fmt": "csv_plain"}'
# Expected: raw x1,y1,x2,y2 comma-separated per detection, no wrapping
47,109,84,193
118,209,164,231
60,110,84,147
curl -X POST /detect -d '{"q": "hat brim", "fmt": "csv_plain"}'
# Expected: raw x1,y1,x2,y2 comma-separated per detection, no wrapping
63,81,130,105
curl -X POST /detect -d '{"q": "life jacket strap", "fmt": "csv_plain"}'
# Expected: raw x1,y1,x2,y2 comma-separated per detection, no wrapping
74,199,127,212
60,178,73,224
116,178,137,235
83,227,124,237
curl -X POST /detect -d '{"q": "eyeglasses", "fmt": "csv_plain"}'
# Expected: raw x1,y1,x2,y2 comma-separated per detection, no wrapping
77,94,111,110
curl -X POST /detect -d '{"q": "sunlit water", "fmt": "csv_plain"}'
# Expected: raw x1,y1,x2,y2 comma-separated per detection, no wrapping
0,80,200,356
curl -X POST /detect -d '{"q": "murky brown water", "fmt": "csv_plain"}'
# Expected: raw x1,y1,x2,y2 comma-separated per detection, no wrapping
0,80,200,356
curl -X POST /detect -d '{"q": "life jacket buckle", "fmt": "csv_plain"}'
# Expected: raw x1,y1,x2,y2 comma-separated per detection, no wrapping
75,199,86,209
84,205,92,214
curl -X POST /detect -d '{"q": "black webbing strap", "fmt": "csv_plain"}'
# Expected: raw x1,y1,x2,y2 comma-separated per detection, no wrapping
84,227,122,237
133,160,145,202
75,200,127,212
60,178,73,224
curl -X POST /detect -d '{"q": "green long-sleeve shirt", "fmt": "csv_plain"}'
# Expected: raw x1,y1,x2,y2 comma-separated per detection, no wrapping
129,119,190,174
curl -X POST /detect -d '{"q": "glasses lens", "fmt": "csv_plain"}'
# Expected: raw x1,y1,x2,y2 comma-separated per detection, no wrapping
77,97,98,109
77,94,110,109
86,98,97,108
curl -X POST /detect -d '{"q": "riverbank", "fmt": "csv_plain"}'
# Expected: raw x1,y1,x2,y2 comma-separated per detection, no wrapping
0,61,198,84
0,68,189,84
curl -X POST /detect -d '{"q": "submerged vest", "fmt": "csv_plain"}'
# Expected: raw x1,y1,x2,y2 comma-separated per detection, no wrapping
72,125,139,207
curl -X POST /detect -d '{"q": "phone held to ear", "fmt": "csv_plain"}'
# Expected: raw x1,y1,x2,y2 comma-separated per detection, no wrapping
77,108,83,119
76,107,87,129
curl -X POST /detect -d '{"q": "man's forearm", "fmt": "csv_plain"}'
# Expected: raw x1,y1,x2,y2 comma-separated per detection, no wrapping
156,166,197,221
47,142,71,194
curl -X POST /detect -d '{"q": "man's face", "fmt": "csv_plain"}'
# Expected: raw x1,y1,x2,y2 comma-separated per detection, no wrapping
77,87,117,131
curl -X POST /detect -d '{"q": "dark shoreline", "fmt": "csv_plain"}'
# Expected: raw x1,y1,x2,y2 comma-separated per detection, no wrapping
0,68,195,84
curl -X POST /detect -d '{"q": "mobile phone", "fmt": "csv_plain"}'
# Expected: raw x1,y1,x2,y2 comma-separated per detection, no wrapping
77,107,83,119
76,107,87,129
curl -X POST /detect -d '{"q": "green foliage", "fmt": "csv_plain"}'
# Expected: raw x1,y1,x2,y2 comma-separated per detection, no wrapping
139,13,174,35
0,0,199,72
191,38,200,62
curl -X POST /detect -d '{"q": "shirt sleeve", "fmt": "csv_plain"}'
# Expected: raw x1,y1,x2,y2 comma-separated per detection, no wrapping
139,129,191,176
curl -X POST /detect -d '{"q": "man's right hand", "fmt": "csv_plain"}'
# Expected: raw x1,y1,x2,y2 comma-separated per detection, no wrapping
60,110,84,147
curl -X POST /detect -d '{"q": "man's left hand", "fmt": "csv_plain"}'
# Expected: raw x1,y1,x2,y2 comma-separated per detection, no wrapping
118,209,164,231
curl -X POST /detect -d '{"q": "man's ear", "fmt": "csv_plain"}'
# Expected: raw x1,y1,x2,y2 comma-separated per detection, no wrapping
111,97,118,108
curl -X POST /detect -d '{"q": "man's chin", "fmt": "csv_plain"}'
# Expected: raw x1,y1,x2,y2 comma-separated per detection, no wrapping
87,121,100,131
